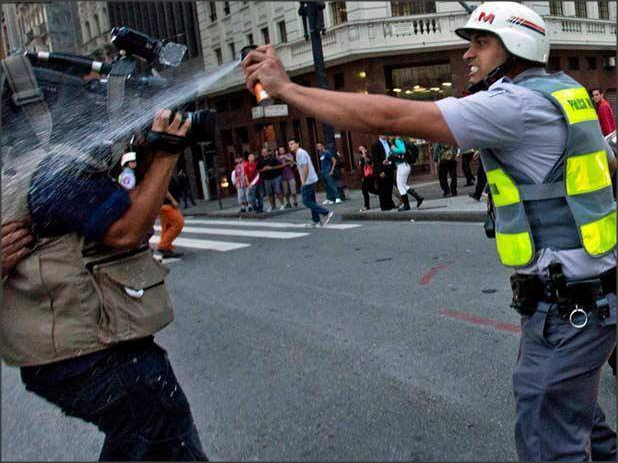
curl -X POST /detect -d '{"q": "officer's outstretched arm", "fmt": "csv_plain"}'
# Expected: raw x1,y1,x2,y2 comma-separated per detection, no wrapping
243,45,456,144
101,110,190,249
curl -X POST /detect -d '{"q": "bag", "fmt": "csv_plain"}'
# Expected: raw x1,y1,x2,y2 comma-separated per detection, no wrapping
439,145,456,162
404,141,419,165
363,164,374,178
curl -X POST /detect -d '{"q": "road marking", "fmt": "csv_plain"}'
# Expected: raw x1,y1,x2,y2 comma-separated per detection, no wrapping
183,219,361,230
419,264,447,285
149,235,250,252
154,225,308,239
439,309,521,334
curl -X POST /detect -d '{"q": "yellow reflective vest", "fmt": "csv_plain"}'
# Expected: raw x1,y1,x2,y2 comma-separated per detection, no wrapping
481,72,616,268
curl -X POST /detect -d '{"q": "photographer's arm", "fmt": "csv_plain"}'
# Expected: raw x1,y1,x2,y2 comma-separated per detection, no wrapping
101,110,190,249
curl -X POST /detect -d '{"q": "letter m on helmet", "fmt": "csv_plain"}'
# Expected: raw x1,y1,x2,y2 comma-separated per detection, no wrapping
477,12,495,23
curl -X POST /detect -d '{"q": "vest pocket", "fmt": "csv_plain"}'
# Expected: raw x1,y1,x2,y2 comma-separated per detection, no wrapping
90,250,174,344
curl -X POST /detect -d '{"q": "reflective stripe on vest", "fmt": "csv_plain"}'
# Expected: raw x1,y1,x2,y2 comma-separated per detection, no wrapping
482,72,616,268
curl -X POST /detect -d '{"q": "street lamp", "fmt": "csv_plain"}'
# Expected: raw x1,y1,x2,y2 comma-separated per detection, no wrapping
298,1,336,156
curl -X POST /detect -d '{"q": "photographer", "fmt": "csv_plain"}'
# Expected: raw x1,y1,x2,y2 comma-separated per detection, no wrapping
2,104,208,460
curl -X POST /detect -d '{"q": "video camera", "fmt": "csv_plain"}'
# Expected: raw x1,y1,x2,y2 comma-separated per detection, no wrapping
2,26,217,159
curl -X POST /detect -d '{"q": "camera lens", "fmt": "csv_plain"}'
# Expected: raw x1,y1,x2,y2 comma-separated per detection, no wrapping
188,109,217,143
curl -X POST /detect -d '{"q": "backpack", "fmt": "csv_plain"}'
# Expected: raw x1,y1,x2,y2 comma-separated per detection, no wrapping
404,140,419,165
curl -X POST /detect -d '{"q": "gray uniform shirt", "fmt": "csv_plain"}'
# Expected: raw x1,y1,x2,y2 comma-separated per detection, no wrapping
436,67,616,279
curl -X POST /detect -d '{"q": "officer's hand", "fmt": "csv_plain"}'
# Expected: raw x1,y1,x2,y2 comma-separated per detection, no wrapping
242,44,291,100
1,219,34,279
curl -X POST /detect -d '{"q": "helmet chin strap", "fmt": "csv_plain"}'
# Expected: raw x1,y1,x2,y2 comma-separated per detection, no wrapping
467,55,516,94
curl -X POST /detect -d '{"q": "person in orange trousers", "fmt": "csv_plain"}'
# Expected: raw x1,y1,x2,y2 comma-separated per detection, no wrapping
157,191,185,258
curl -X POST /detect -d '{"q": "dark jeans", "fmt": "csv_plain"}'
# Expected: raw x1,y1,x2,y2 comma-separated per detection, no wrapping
439,160,458,196
376,170,396,210
473,162,487,198
361,176,378,208
21,341,207,461
321,173,339,201
180,187,196,208
249,183,264,212
301,183,330,223
461,152,475,184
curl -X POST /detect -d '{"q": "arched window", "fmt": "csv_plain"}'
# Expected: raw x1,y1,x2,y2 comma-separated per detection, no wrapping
84,21,91,41
93,14,101,36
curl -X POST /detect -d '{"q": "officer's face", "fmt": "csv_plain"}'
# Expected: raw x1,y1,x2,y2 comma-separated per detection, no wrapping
463,32,508,85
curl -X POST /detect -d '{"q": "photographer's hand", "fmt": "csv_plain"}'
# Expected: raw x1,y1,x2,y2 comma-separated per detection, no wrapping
147,109,192,155
2,219,34,280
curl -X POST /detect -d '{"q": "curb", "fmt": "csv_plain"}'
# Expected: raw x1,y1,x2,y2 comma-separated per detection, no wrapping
340,210,486,222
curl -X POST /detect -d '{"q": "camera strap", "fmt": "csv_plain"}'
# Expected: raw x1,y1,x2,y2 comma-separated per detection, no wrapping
2,54,52,146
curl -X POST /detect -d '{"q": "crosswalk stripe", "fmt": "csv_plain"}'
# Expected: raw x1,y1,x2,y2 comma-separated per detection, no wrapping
154,225,308,240
183,219,361,230
149,235,250,252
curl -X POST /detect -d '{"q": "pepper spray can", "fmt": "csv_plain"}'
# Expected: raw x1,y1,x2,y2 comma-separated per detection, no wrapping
240,45,273,106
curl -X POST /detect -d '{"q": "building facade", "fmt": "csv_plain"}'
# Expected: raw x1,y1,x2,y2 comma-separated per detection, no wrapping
77,2,112,59
196,1,617,197
7,3,82,54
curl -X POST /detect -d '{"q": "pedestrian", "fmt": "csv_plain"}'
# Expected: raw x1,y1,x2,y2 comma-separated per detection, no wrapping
156,172,185,260
2,104,208,459
242,3,618,458
333,150,347,200
278,145,298,208
434,142,458,197
288,138,334,227
258,147,286,211
468,149,487,201
118,151,137,191
459,147,476,186
178,168,197,208
316,141,341,205
388,136,424,210
358,144,378,211
591,88,616,136
245,152,262,213
370,135,396,211
231,153,250,212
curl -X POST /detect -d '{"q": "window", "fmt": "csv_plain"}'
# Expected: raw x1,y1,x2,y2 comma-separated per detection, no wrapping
574,2,587,18
568,56,580,70
246,33,254,46
387,62,452,100
261,27,270,44
548,2,563,16
391,1,436,17
330,2,348,25
223,1,230,15
334,72,345,90
209,2,217,21
84,21,91,41
228,42,236,60
586,56,597,70
93,14,100,36
598,2,609,19
278,21,287,43
548,56,561,72
214,47,222,65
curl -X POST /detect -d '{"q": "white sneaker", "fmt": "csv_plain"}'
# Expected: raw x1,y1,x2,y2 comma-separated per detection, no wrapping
335,198,342,204
279,205,286,211
265,207,272,212
321,211,335,226
305,221,320,228
322,199,333,205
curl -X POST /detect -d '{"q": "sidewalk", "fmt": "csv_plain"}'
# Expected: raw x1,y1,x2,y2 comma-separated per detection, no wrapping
179,177,488,223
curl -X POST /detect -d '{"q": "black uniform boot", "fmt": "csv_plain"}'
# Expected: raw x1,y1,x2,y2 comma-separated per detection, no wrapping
407,188,424,208
398,194,411,211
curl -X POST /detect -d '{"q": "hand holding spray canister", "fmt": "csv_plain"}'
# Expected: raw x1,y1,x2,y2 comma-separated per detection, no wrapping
240,45,273,106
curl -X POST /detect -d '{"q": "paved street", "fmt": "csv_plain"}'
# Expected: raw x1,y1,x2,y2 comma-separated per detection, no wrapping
2,215,616,461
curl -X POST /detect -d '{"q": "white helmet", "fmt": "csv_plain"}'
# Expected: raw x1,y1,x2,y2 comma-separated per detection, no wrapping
120,151,137,166
455,2,550,65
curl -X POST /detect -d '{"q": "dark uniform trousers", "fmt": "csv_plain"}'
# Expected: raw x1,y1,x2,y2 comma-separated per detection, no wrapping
513,293,617,461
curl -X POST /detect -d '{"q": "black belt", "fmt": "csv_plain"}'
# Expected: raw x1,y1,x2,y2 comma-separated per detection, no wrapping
510,267,615,322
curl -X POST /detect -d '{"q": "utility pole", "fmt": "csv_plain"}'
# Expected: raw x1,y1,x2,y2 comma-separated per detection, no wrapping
298,2,336,156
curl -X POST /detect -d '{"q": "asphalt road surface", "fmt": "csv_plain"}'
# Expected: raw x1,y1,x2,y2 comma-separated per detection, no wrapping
2,216,616,461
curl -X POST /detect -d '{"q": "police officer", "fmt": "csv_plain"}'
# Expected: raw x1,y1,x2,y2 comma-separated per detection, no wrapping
1,54,208,460
243,2,616,460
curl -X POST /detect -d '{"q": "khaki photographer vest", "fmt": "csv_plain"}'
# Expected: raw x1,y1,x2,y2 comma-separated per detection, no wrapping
2,233,174,367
